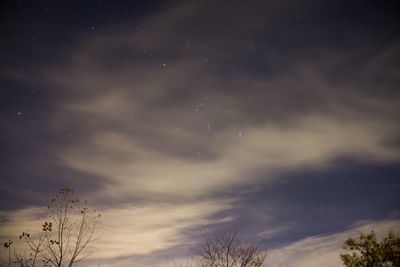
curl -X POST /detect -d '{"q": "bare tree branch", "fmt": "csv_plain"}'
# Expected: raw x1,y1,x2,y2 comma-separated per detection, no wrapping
12,187,101,267
193,228,266,267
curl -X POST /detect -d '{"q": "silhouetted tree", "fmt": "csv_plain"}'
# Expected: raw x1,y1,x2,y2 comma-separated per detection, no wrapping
10,187,101,267
340,230,400,267
3,240,13,267
192,228,266,267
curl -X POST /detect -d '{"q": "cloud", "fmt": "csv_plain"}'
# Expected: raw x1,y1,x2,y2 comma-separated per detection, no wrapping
0,206,47,238
31,6,398,203
3,1,399,196
31,20,399,202
59,111,399,202
92,199,234,262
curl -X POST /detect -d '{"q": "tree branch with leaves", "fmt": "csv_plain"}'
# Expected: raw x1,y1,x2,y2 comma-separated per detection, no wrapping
5,187,101,267
340,230,400,267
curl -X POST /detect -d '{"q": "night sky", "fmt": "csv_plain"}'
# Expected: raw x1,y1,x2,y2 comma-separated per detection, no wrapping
1,1,400,266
